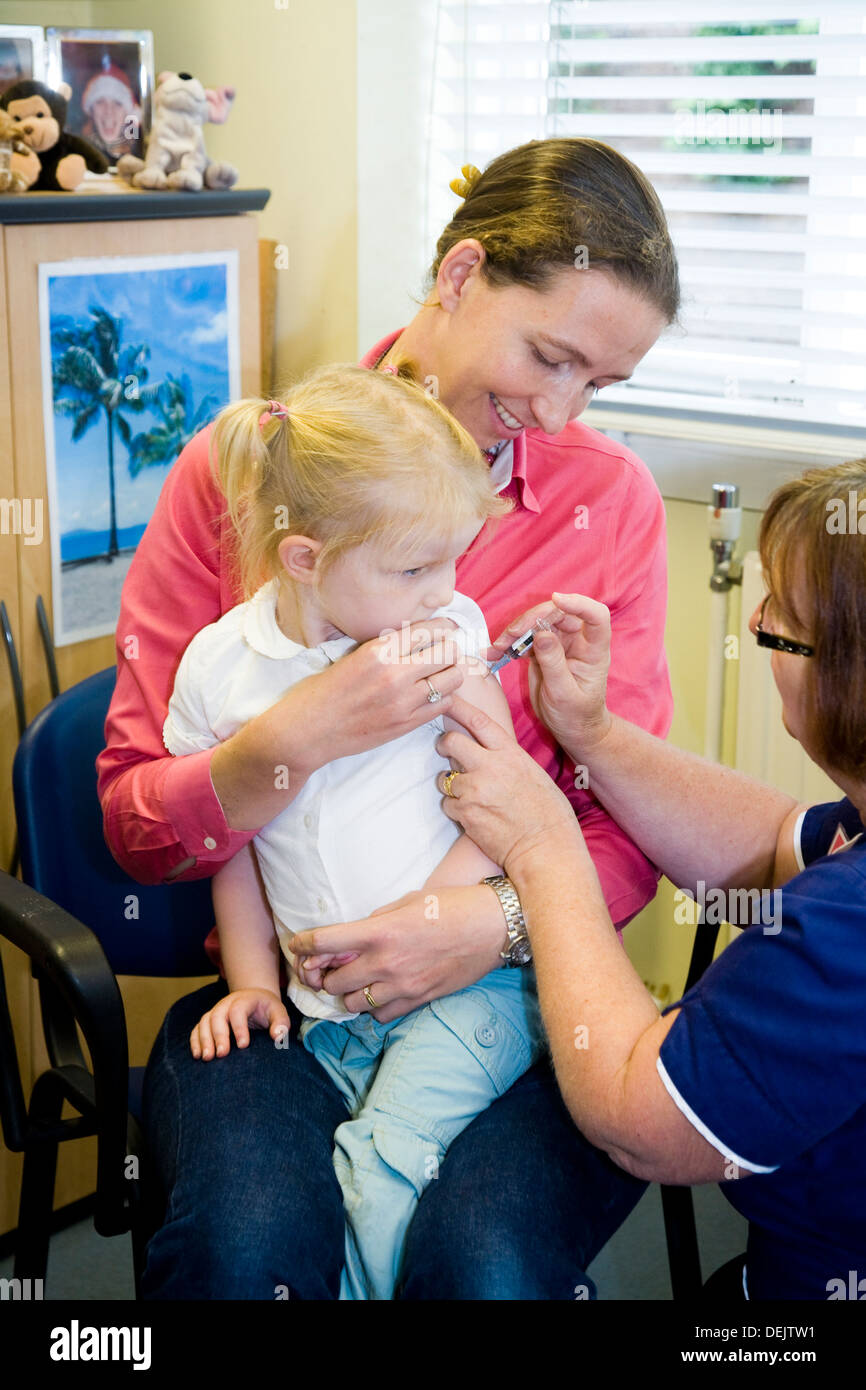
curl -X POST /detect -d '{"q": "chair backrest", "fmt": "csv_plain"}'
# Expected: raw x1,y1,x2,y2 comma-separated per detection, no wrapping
13,667,214,977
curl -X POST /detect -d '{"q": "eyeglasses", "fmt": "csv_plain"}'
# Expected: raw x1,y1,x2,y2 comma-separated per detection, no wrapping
754,595,814,658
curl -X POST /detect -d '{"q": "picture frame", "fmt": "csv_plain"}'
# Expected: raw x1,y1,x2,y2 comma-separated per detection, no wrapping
44,27,154,165
38,250,240,646
0,25,46,99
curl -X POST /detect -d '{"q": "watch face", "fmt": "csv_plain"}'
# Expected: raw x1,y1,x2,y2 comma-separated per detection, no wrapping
512,939,532,966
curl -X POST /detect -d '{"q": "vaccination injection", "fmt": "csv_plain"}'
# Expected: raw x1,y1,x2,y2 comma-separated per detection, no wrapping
485,610,564,676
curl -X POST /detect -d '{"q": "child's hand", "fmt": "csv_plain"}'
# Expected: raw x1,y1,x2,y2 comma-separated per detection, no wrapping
295,950,359,992
190,988,290,1060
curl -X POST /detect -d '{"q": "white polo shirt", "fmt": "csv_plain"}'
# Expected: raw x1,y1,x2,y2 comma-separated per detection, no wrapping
164,580,492,1021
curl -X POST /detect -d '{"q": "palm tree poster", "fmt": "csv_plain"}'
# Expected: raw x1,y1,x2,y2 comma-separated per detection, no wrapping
38,251,240,646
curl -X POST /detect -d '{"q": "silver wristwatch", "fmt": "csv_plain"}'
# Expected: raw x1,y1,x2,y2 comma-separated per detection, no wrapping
481,875,532,967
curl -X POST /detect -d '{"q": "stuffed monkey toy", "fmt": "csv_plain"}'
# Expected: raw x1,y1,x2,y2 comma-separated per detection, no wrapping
0,80,109,191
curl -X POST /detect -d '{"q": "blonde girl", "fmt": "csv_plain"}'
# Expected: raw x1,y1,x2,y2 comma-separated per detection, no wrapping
163,363,545,1300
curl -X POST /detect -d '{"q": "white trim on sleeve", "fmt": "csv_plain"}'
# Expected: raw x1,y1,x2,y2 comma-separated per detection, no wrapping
656,1056,779,1175
792,807,808,872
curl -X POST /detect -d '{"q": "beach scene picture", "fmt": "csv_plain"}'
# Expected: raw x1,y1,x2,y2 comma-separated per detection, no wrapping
39,252,240,645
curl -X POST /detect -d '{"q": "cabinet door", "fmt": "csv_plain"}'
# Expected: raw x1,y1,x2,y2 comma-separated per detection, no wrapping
7,214,261,717
0,214,260,1237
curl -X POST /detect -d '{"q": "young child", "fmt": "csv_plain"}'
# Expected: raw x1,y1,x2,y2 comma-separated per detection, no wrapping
163,362,545,1300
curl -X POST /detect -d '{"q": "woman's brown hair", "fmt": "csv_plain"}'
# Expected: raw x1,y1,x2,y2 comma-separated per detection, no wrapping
759,458,866,776
432,138,680,322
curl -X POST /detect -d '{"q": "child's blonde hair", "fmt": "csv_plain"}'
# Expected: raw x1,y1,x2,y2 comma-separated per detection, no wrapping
211,361,513,599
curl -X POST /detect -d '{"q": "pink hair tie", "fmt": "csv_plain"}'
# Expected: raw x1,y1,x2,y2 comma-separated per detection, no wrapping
380,364,398,376
259,399,289,429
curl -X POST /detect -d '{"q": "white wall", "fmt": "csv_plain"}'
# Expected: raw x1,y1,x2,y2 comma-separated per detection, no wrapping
356,0,440,355
78,0,360,383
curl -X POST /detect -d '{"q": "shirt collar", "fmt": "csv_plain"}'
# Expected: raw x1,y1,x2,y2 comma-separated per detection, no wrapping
360,330,542,515
243,580,357,663
508,431,541,513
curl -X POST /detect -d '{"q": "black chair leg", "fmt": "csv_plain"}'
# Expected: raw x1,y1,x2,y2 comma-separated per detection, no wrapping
660,912,721,1299
701,1251,747,1300
684,916,721,993
13,1072,65,1282
661,1183,703,1299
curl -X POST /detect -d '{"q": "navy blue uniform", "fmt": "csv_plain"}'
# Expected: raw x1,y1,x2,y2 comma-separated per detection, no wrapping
657,797,866,1299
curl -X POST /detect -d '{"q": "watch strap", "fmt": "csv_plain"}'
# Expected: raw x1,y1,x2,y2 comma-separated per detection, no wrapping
481,874,532,967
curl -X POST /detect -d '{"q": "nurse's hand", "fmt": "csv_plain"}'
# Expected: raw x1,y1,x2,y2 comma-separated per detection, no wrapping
434,696,580,879
289,884,507,1023
490,592,613,758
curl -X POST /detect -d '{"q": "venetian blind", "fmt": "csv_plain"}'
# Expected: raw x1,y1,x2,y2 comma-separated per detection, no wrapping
428,1,866,430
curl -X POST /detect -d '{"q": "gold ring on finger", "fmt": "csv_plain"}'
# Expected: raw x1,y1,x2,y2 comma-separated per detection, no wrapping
425,678,443,704
442,770,460,798
364,986,380,1009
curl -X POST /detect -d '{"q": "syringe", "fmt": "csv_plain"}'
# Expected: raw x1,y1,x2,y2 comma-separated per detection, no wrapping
485,611,563,676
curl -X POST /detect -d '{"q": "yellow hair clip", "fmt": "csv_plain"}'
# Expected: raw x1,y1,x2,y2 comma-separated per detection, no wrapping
449,163,482,200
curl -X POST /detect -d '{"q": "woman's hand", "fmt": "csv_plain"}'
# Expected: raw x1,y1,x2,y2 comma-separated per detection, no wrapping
490,592,613,759
211,618,468,830
190,988,290,1060
433,695,582,879
289,884,508,1023
294,949,360,989
296,619,468,773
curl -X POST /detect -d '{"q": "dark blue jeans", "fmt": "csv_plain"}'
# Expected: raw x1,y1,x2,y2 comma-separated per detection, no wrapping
140,980,646,1300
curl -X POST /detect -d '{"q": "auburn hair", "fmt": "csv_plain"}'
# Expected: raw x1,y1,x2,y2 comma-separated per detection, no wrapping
759,458,866,776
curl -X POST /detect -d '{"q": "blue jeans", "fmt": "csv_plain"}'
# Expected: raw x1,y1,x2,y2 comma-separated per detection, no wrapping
140,980,647,1300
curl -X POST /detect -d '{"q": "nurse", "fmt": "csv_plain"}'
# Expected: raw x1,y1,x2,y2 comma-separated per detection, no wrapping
431,458,866,1299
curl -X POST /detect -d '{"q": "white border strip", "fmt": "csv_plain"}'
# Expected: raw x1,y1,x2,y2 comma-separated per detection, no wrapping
656,1056,779,1174
792,808,808,873
38,251,239,648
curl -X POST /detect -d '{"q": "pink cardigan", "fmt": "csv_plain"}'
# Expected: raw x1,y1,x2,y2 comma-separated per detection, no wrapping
97,332,673,929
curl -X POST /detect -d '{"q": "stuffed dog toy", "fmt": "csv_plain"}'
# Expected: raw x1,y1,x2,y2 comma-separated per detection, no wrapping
117,71,237,191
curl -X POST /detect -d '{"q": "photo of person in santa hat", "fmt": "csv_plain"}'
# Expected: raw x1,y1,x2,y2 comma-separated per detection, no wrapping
50,35,150,166
80,53,143,162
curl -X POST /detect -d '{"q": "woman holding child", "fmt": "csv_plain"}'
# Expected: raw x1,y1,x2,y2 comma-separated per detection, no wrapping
99,137,680,1299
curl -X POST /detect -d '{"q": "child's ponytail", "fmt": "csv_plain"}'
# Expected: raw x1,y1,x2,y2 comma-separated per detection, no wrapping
210,396,292,598
210,363,512,602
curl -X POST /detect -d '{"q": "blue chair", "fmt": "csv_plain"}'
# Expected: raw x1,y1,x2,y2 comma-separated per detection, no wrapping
0,667,215,1295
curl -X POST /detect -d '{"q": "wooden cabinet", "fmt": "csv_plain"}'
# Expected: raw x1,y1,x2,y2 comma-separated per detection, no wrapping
0,190,268,1240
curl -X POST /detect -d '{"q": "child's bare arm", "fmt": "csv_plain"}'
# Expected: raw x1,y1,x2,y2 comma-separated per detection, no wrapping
424,657,516,889
190,843,290,1059
213,842,282,994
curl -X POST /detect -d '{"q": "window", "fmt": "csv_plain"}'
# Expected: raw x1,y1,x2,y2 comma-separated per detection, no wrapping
427,1,866,431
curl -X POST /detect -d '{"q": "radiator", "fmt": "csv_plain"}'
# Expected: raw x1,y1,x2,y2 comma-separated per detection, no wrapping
735,551,837,804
